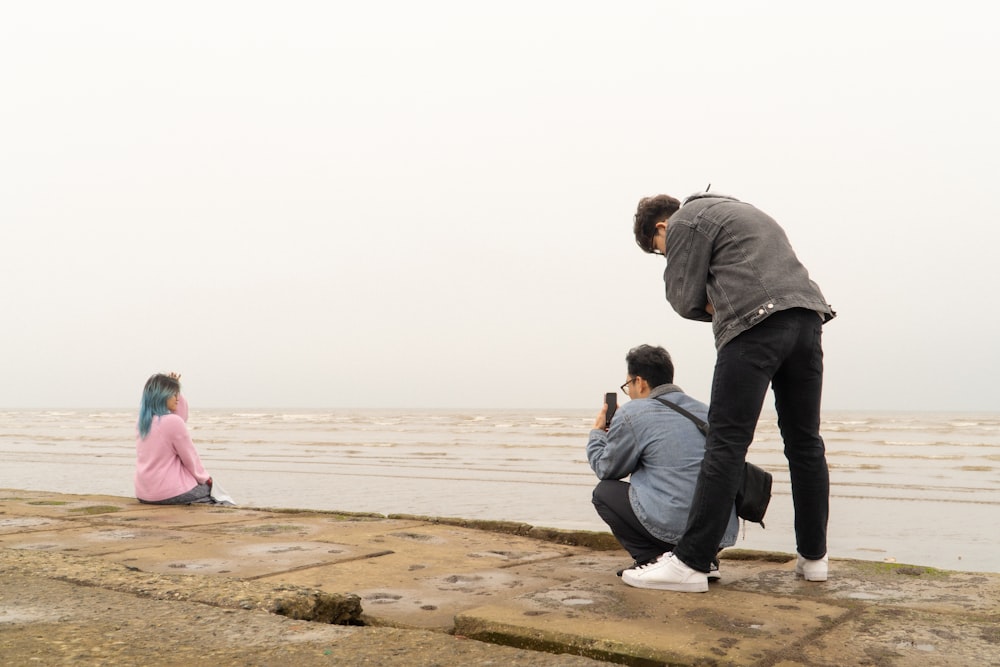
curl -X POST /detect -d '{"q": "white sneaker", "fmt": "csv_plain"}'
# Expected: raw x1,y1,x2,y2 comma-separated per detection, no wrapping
708,561,721,582
621,553,708,593
795,554,829,582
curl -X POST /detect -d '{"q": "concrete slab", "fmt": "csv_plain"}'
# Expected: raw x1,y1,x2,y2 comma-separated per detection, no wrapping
82,504,285,529
455,594,845,666
108,536,368,577
453,552,850,665
0,491,278,531
788,605,1000,666
0,491,149,519
0,524,204,555
4,491,999,666
0,516,72,534
724,557,1000,615
0,518,391,578
182,513,430,542
255,524,583,629
0,569,606,666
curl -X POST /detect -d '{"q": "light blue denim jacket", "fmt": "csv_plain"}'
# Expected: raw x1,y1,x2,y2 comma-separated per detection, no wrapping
664,193,835,350
587,384,738,547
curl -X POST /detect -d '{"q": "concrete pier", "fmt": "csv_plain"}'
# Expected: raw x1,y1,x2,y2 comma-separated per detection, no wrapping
1,490,997,665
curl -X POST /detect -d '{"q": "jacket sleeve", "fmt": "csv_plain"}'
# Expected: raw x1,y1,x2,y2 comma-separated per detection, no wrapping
586,412,644,480
664,223,714,322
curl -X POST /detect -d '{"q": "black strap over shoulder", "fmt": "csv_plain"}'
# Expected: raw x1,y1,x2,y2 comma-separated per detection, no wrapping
653,397,709,436
654,396,772,527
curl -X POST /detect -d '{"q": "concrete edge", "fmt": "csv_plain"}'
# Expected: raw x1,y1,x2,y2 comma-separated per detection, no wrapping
453,611,678,667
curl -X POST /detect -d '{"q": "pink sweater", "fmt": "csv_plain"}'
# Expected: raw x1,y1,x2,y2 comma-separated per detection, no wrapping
134,395,210,502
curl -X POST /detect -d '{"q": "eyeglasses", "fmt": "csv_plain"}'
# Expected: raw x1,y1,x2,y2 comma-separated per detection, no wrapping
620,377,639,396
650,227,666,255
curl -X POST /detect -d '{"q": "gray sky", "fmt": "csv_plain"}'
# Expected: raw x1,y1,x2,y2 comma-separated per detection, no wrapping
2,1,998,411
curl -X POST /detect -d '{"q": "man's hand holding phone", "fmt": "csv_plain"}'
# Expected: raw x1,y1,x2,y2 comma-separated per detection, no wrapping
594,392,618,431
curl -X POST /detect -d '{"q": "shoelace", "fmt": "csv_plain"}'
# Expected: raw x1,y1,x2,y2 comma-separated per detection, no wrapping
632,554,670,571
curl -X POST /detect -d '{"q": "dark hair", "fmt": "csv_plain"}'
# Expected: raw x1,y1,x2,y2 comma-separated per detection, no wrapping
626,344,675,388
633,194,681,253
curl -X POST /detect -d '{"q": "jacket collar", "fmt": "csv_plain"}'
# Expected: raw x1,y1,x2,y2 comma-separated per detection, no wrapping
682,192,739,206
649,383,684,398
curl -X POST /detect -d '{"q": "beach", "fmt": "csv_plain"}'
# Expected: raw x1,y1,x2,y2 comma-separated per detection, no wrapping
2,408,998,573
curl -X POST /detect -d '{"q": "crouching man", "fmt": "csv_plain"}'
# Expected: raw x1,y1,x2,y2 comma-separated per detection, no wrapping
586,344,738,592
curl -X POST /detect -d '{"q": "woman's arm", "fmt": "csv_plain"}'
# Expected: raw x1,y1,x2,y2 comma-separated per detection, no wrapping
173,394,190,422
165,416,210,484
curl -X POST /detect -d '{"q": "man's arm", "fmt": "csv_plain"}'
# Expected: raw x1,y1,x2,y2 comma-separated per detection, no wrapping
586,412,643,480
664,223,714,321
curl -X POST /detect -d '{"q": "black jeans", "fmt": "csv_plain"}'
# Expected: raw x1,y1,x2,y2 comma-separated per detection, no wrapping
592,479,674,564
673,308,830,572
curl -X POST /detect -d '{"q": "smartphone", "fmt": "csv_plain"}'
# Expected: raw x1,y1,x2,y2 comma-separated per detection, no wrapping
604,392,617,428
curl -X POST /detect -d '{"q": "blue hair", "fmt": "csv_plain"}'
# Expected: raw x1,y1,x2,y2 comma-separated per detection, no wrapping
137,374,181,439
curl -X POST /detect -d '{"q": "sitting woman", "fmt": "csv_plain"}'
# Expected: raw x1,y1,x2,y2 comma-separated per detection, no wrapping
135,373,214,504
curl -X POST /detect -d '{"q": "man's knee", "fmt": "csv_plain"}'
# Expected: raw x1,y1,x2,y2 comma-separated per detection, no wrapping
592,479,622,509
592,480,609,507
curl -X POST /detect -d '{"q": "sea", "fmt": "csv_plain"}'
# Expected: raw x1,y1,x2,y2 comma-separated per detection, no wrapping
2,408,998,574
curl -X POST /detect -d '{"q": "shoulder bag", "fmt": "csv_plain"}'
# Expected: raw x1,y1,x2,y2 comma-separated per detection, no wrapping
654,397,772,527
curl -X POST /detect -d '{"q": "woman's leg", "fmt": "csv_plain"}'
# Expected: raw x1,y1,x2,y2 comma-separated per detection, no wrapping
139,483,213,505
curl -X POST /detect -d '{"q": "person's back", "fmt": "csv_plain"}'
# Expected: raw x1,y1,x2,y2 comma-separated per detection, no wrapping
663,194,832,349
134,374,213,505
134,399,206,502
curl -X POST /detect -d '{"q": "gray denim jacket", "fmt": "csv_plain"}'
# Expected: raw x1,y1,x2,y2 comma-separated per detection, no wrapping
587,384,738,547
664,193,835,350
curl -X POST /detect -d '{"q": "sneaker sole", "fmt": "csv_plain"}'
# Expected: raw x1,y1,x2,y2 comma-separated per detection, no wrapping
621,572,708,592
795,556,829,582
795,567,828,582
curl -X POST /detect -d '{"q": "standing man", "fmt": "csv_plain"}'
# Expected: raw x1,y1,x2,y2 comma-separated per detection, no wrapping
587,345,738,589
628,191,835,592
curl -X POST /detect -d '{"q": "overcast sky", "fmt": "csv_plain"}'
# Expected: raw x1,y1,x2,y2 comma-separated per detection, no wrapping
2,1,997,411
